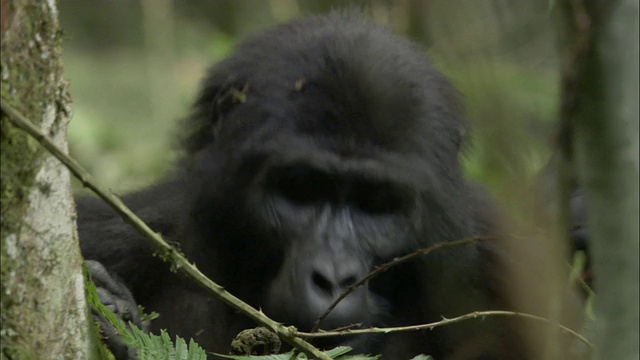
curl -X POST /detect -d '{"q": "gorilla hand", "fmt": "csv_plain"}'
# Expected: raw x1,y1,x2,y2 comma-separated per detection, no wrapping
86,260,148,360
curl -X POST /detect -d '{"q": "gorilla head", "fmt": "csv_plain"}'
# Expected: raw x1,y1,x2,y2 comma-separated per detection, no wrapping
185,9,472,330
79,11,582,359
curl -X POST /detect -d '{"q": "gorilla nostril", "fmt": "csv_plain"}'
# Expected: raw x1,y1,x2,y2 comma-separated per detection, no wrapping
311,271,334,295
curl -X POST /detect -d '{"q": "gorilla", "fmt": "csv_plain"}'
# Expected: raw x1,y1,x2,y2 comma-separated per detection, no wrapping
78,11,583,360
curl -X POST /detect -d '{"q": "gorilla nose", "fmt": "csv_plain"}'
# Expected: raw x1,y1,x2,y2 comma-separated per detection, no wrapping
302,260,371,328
311,269,358,297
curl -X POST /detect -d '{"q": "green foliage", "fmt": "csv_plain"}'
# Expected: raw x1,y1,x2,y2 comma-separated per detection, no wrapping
138,305,161,324
63,26,235,195
408,356,433,360
436,61,559,193
571,250,596,321
85,271,207,360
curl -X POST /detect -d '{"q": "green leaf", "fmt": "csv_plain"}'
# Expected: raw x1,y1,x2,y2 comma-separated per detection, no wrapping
408,355,433,360
324,347,352,357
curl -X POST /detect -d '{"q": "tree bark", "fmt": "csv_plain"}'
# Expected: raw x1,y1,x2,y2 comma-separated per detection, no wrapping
1,1,95,359
559,0,639,359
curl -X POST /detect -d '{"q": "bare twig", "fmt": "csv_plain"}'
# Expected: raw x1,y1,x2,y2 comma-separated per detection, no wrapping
303,310,594,350
311,236,493,332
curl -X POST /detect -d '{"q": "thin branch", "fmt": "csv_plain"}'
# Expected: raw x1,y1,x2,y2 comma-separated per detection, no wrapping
303,310,594,350
311,236,493,332
0,102,333,360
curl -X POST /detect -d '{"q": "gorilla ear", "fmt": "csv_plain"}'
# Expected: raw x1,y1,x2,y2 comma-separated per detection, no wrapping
215,84,250,120
454,125,467,151
182,79,249,154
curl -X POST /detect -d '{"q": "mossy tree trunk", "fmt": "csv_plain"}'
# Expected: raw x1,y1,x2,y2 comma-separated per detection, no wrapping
559,0,639,359
1,1,96,359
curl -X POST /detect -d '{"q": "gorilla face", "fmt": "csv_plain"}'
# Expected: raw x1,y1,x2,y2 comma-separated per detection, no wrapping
259,164,418,325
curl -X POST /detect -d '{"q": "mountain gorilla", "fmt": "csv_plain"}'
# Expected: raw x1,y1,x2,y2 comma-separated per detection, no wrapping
78,11,582,360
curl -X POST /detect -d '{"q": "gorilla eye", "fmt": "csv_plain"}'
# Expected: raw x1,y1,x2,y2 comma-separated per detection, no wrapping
350,181,408,215
267,166,337,206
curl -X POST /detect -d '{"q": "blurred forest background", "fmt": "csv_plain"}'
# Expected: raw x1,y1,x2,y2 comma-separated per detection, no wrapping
59,0,560,209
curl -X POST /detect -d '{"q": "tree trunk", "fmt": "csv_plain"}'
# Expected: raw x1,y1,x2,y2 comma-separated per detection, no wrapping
1,1,95,359
559,0,639,359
